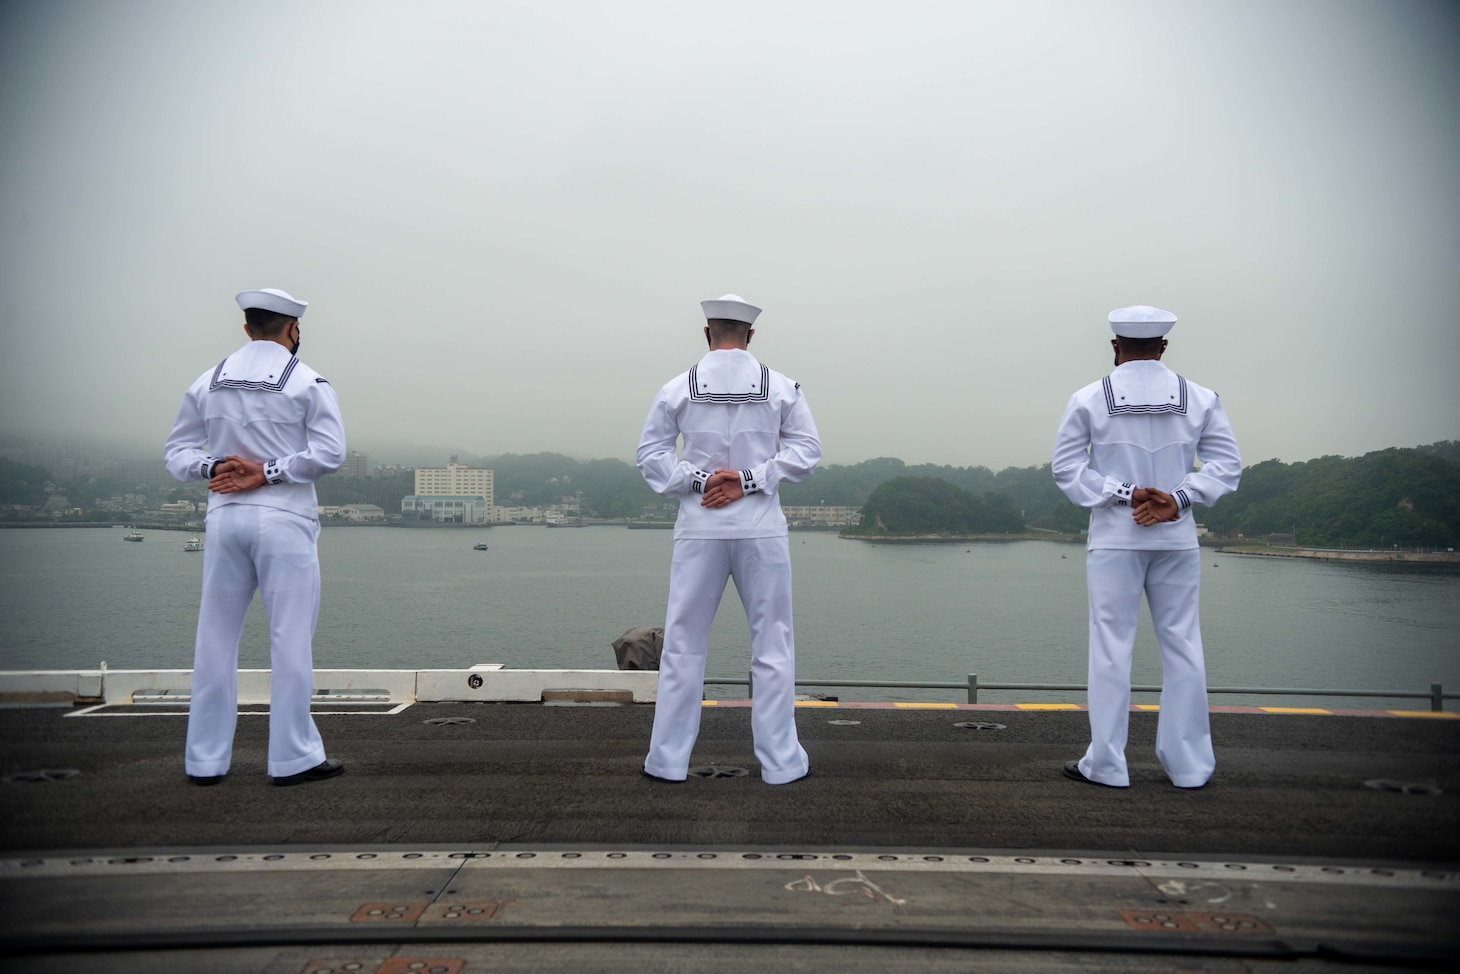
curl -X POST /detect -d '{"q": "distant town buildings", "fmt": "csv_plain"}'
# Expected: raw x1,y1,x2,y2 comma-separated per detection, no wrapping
339,451,369,478
491,505,545,523
317,504,388,523
782,504,862,527
336,503,386,522
158,500,200,519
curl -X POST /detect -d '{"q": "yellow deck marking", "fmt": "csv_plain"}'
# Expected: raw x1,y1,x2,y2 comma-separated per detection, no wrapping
690,700,1454,716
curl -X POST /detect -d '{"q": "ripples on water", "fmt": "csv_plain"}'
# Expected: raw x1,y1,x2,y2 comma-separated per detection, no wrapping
1,526,1456,707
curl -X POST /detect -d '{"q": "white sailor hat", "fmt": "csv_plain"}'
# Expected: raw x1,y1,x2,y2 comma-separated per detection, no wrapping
700,293,761,325
1108,305,1175,339
236,287,308,318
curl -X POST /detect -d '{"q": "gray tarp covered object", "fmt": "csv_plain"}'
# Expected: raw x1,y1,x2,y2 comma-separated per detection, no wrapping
612,626,663,670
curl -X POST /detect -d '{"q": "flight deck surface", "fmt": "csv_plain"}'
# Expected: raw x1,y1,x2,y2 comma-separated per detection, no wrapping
2,702,1456,971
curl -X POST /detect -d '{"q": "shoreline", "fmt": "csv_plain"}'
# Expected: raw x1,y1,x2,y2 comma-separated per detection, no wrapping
1218,545,1460,564
839,532,1080,544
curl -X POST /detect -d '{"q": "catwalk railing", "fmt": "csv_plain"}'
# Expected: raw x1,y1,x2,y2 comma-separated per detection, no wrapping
706,674,1456,712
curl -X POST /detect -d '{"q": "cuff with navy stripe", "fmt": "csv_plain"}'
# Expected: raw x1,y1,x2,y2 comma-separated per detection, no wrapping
740,469,762,495
201,456,224,479
1106,478,1134,507
1174,488,1192,511
689,468,712,495
264,459,285,485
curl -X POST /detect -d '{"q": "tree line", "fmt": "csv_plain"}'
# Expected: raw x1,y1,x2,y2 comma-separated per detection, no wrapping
12,440,1460,547
787,445,1460,548
842,477,1026,536
1202,448,1459,549
778,457,1087,532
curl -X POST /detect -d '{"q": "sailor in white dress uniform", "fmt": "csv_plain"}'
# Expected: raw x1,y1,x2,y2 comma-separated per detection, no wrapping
164,288,347,785
1051,306,1241,788
637,295,822,784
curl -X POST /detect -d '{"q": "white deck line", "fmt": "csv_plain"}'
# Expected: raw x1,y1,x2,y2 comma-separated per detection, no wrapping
1,849,1454,889
63,702,415,717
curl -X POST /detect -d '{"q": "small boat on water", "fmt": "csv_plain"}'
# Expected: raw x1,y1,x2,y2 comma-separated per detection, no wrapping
473,542,489,551
184,536,204,552
123,528,143,542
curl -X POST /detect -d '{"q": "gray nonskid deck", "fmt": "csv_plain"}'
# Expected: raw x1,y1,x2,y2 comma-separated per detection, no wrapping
2,703,1457,970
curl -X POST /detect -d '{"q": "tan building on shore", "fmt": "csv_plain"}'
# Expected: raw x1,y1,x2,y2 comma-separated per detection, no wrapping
414,459,494,506
407,458,495,524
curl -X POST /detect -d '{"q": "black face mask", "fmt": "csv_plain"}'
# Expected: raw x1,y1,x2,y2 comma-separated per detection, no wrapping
290,324,301,355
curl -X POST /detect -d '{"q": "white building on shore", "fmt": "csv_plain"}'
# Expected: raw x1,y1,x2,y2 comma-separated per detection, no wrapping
336,504,386,522
401,495,490,524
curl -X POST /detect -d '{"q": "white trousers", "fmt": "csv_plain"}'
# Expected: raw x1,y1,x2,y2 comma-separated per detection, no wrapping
1079,547,1214,788
185,505,326,778
645,537,808,785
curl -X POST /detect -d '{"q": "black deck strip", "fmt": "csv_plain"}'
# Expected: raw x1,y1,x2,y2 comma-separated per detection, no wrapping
1,704,1458,859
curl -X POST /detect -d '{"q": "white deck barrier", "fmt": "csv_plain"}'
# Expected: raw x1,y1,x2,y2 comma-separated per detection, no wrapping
3,669,1449,710
0,665,659,705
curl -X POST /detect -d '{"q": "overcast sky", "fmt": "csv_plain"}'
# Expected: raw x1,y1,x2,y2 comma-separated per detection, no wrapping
2,0,1456,471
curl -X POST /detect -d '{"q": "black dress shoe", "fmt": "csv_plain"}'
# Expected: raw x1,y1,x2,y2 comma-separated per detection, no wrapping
1063,760,1124,788
272,759,344,786
187,774,225,786
640,769,683,783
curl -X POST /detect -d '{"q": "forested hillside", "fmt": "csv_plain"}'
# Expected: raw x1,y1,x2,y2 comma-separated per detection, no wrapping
1204,448,1459,548
779,458,1085,532
0,459,50,506
789,445,1458,548
843,477,1025,536
486,453,657,518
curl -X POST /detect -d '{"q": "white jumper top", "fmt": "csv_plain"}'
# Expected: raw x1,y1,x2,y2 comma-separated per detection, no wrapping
637,348,822,540
164,341,346,520
1052,359,1240,550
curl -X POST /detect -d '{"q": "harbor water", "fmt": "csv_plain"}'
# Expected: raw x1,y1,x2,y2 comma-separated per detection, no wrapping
1,525,1457,707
